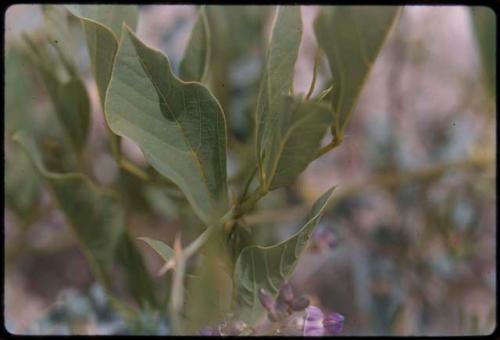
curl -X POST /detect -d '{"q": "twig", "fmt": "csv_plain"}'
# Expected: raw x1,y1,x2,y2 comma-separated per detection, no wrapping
306,46,321,100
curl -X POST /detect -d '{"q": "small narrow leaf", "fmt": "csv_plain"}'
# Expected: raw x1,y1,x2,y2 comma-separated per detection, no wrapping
234,186,335,324
254,6,303,188
314,6,401,136
179,6,211,82
470,6,496,98
66,5,139,158
106,26,229,227
138,237,175,263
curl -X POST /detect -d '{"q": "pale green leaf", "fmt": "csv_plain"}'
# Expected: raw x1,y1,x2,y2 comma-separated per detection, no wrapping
470,6,496,99
254,6,303,188
66,5,139,157
234,186,335,324
264,96,333,190
106,26,229,227
179,6,210,82
13,131,156,307
314,6,401,136
138,237,175,263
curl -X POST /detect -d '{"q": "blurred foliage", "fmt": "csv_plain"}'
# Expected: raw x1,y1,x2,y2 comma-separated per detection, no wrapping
4,4,495,336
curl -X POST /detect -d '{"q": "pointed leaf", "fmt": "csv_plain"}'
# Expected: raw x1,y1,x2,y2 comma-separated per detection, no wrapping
264,96,333,190
138,237,175,263
13,131,156,307
106,26,229,227
179,6,210,82
314,6,401,136
254,6,303,188
470,6,496,99
234,186,335,324
66,5,139,157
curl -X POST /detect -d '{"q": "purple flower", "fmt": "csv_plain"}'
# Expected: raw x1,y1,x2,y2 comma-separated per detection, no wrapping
303,306,344,336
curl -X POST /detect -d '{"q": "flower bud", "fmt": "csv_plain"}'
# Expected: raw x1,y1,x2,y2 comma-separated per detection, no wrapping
278,281,294,304
290,296,310,311
258,288,275,312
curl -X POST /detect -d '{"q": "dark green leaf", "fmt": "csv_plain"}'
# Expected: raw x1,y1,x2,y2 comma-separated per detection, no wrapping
106,26,229,227
254,6,303,189
314,6,401,136
22,33,90,154
234,186,335,324
179,6,210,82
264,96,333,190
470,6,496,99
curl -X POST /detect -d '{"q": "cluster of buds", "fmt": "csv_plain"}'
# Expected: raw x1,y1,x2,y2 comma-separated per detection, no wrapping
258,281,310,322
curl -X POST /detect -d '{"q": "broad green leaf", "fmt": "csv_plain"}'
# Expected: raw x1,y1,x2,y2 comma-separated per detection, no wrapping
254,6,303,188
66,5,139,157
314,6,401,136
13,131,156,307
179,6,210,82
138,237,175,263
470,6,496,99
106,26,229,227
234,186,335,324
22,33,90,154
263,96,333,190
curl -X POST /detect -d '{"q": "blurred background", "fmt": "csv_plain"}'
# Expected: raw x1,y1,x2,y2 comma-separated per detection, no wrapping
4,5,496,335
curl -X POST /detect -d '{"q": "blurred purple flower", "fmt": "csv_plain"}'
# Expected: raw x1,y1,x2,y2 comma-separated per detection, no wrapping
199,327,221,336
303,306,344,336
309,226,337,253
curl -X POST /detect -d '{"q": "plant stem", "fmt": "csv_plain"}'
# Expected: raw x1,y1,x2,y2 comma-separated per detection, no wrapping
120,158,150,181
313,135,342,160
306,46,321,100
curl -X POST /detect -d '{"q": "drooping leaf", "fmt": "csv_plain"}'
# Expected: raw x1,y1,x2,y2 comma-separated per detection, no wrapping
254,6,303,188
470,6,496,99
13,131,156,307
262,96,333,190
106,26,229,227
21,33,90,154
234,186,335,324
314,6,401,136
66,5,139,158
179,6,210,82
138,237,175,263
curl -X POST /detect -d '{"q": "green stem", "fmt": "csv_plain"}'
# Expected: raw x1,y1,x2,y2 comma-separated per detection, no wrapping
313,135,343,160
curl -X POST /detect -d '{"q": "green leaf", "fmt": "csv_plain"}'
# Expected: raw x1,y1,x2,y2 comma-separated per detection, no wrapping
22,33,90,154
106,26,229,227
233,186,335,324
314,6,401,136
470,6,496,99
254,6,303,188
179,6,210,82
263,96,333,190
12,131,156,307
66,5,139,158
138,237,175,263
